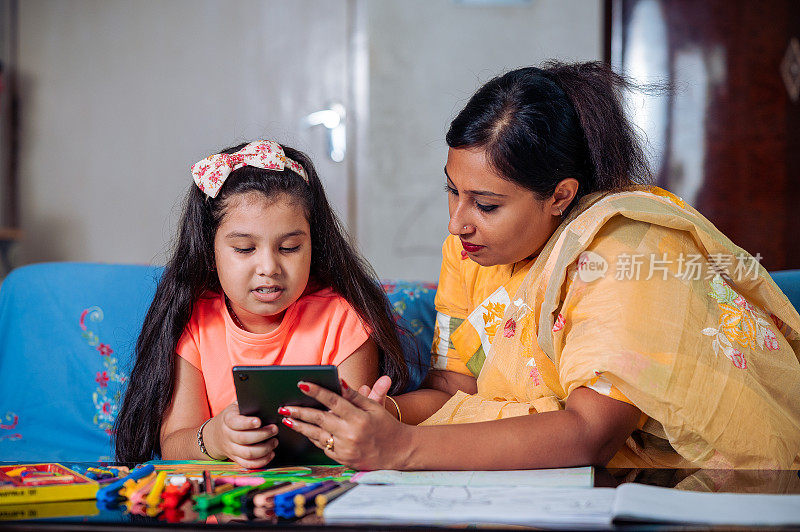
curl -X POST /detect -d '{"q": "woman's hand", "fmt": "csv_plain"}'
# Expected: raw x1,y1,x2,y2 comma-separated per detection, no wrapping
204,403,279,469
280,379,415,471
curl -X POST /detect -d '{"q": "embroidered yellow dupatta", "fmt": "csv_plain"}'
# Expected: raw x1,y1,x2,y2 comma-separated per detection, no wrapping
422,188,800,468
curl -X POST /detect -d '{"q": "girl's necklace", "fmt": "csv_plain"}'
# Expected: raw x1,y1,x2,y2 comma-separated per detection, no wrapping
225,297,247,331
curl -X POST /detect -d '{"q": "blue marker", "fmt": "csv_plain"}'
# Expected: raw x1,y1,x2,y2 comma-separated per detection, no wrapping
274,482,323,518
96,464,155,503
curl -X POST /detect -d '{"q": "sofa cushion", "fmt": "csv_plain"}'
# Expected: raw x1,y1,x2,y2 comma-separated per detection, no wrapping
0,263,162,461
771,269,800,312
0,263,435,461
382,280,437,391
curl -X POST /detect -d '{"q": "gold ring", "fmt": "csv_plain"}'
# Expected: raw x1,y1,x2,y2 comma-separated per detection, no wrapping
324,435,335,451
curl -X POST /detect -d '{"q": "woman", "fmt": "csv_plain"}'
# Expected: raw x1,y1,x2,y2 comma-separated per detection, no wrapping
282,61,800,470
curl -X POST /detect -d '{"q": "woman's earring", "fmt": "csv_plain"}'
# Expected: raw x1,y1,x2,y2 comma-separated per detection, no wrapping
557,208,563,217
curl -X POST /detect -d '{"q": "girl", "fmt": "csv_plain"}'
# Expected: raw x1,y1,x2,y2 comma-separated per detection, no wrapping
283,62,800,471
114,140,409,468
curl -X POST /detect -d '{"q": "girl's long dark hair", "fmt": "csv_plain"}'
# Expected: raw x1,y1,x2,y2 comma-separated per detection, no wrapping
446,61,653,211
114,144,410,462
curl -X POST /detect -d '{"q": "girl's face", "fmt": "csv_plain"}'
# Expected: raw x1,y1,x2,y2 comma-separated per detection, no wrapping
214,192,312,334
445,147,561,267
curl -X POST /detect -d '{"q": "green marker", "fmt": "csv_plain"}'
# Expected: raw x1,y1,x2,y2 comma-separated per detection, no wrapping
193,483,235,511
220,481,274,509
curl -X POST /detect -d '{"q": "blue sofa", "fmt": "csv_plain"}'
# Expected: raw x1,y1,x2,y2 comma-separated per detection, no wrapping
0,263,436,461
1,263,798,463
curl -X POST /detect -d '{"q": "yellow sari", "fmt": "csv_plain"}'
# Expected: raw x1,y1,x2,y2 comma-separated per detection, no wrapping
424,187,800,468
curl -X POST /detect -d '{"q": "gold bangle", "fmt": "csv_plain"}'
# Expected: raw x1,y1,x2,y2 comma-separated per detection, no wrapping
386,396,402,423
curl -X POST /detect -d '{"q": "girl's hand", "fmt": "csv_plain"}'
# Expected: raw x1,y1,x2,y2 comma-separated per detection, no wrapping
356,375,392,411
205,403,279,469
281,380,414,471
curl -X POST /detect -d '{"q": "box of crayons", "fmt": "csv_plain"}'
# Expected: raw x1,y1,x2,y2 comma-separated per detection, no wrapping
0,464,99,504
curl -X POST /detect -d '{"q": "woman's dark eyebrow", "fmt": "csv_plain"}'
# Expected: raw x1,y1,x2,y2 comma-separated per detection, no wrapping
444,168,506,198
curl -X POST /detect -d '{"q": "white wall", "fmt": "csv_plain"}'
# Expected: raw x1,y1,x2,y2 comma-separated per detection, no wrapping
15,0,350,267
360,0,603,280
13,0,602,281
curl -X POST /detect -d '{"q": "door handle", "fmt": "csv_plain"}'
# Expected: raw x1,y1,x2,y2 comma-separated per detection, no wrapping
303,103,346,162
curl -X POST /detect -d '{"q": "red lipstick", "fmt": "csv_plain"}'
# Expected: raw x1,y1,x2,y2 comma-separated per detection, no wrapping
461,241,484,253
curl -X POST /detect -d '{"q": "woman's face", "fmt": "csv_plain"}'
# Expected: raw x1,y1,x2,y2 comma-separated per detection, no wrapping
445,147,561,267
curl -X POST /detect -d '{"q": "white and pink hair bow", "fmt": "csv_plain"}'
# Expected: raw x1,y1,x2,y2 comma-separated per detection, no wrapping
190,140,308,198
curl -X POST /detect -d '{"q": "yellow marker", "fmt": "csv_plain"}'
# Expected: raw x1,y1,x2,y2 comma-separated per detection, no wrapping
121,471,156,499
145,471,168,507
5,467,26,476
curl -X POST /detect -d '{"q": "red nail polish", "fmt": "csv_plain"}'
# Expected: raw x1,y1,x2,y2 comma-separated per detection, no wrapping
281,417,293,428
298,383,310,392
277,407,290,416
340,379,349,390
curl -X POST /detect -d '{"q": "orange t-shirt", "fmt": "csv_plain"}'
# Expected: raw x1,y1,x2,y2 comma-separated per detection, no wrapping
176,288,370,415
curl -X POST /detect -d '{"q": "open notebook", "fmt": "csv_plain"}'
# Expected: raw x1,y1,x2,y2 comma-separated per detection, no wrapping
324,482,800,527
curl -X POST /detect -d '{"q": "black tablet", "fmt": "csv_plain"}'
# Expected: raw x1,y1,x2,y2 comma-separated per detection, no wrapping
232,365,341,466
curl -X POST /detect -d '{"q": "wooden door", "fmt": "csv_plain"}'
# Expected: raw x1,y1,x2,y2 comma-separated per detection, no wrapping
608,0,800,270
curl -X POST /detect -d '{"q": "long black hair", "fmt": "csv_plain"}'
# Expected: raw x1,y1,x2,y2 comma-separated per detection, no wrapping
114,143,411,463
446,61,653,212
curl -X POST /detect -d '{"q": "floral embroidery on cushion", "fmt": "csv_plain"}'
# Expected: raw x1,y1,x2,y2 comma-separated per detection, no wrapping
503,318,517,338
0,412,21,442
552,313,566,333
392,299,407,317
80,306,128,435
381,282,398,295
702,275,780,369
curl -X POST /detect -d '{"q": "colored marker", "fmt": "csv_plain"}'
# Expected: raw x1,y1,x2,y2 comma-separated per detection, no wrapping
96,464,155,503
128,474,159,505
315,481,356,515
293,480,337,508
243,481,290,508
193,483,234,510
145,471,169,507
252,482,306,509
202,470,214,494
121,471,156,496
274,482,324,518
160,482,193,509
215,475,271,487
220,481,272,509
